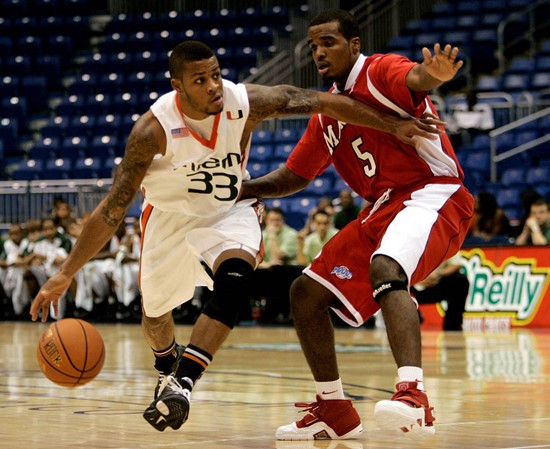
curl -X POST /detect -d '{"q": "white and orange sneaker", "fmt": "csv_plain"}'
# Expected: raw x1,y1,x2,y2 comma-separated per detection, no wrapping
276,395,363,440
374,381,435,435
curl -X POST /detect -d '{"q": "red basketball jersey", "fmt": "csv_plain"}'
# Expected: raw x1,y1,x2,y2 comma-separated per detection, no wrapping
287,53,465,204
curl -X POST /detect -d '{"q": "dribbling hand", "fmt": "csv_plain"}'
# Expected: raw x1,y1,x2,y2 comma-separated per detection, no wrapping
30,272,73,322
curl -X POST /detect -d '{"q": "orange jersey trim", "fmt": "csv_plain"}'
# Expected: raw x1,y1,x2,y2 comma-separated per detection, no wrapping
175,94,220,150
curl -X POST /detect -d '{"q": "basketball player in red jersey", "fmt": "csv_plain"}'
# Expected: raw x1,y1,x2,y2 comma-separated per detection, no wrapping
241,9,474,439
29,40,444,433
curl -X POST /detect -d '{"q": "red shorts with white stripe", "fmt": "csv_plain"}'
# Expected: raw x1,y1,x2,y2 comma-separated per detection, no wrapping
303,182,474,327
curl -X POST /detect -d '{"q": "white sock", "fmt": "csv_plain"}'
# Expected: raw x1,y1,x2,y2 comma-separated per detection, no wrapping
315,379,345,400
397,366,424,391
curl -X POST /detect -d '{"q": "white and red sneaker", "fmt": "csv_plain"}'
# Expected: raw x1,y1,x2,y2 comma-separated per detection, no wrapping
276,395,363,440
374,381,435,435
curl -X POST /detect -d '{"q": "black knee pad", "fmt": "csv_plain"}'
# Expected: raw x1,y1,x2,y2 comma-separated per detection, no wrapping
202,258,254,329
372,280,408,303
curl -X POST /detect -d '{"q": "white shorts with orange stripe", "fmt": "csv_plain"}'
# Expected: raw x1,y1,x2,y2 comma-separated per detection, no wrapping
139,198,262,318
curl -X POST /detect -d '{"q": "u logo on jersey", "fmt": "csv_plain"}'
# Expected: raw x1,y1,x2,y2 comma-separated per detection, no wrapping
226,109,244,120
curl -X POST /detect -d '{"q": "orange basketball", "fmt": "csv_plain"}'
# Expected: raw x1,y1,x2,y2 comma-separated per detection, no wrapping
37,318,105,387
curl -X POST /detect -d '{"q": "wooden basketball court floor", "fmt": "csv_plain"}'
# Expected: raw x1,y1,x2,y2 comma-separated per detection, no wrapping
2,321,550,449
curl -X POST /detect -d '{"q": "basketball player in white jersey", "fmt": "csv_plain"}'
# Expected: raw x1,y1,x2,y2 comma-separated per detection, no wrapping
30,40,445,432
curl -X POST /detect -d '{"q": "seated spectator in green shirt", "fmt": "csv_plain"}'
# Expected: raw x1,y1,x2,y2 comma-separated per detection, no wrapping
261,207,298,267
297,210,339,265
334,189,361,230
515,198,550,246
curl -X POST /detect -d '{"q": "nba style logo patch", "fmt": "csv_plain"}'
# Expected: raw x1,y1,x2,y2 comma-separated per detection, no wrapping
331,266,352,280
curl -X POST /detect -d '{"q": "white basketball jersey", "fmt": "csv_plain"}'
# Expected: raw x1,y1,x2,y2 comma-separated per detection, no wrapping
143,79,251,216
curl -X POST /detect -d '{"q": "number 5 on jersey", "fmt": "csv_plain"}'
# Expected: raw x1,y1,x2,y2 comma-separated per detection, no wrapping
352,137,376,178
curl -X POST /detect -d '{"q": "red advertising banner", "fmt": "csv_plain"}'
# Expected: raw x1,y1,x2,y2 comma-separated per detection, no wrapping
419,246,550,330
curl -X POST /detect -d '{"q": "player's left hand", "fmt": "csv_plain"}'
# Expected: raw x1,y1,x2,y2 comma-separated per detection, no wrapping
422,43,463,82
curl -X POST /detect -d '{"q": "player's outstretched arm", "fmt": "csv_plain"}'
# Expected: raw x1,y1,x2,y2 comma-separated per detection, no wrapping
30,111,163,322
407,43,464,92
240,165,310,200
244,84,445,148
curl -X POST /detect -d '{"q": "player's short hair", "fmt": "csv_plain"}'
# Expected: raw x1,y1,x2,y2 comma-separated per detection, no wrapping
169,41,216,79
308,8,360,41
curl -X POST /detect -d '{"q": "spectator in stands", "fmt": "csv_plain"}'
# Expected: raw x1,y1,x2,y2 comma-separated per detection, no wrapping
515,198,550,245
411,253,469,331
52,197,77,234
297,210,339,265
254,207,301,324
333,189,361,230
0,224,31,317
448,89,494,147
301,195,335,235
468,191,512,244
261,207,299,267
26,218,70,319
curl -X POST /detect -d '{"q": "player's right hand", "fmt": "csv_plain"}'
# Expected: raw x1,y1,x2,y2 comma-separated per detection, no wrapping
30,272,73,322
391,112,446,149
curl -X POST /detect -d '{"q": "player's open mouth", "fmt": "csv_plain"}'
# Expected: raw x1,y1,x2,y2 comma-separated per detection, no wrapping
318,63,330,75
211,95,223,106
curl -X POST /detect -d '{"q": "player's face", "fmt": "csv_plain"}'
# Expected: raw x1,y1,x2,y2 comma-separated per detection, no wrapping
307,21,360,88
171,56,224,119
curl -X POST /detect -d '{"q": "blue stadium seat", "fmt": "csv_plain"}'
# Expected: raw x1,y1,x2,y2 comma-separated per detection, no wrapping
496,187,521,208
303,177,333,196
507,57,535,74
110,92,139,114
247,162,268,178
29,137,59,161
44,158,72,179
69,73,98,95
386,35,414,51
59,136,87,159
0,36,13,57
456,15,479,30
86,93,112,115
13,159,43,181
431,17,456,31
274,128,299,143
333,177,351,193
502,73,529,91
99,72,125,95
531,73,550,90
56,94,86,116
481,0,507,12
68,115,96,138
290,196,317,214
472,134,491,150
249,144,273,161
457,1,481,14
464,151,490,173
251,129,273,144
5,56,32,77
527,167,550,185
95,114,121,136
47,35,73,54
0,76,18,98
515,130,539,147
495,133,516,151
415,33,441,48
16,36,42,57
500,167,526,186
481,13,505,27
1,97,27,121
90,135,119,157
21,76,48,110
442,31,470,48
273,143,294,159
536,56,550,71
41,116,68,139
73,157,102,178
263,198,290,213
476,75,501,92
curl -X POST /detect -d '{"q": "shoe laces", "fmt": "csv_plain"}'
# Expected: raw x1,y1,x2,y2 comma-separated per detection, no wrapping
294,397,324,425
391,384,435,425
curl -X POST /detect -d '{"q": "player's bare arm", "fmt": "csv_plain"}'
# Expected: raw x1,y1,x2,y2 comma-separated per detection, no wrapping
407,43,463,92
30,111,163,322
244,84,446,147
240,165,310,200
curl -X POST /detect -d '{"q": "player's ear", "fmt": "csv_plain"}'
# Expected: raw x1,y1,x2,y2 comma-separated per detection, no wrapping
350,37,361,55
171,78,182,93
